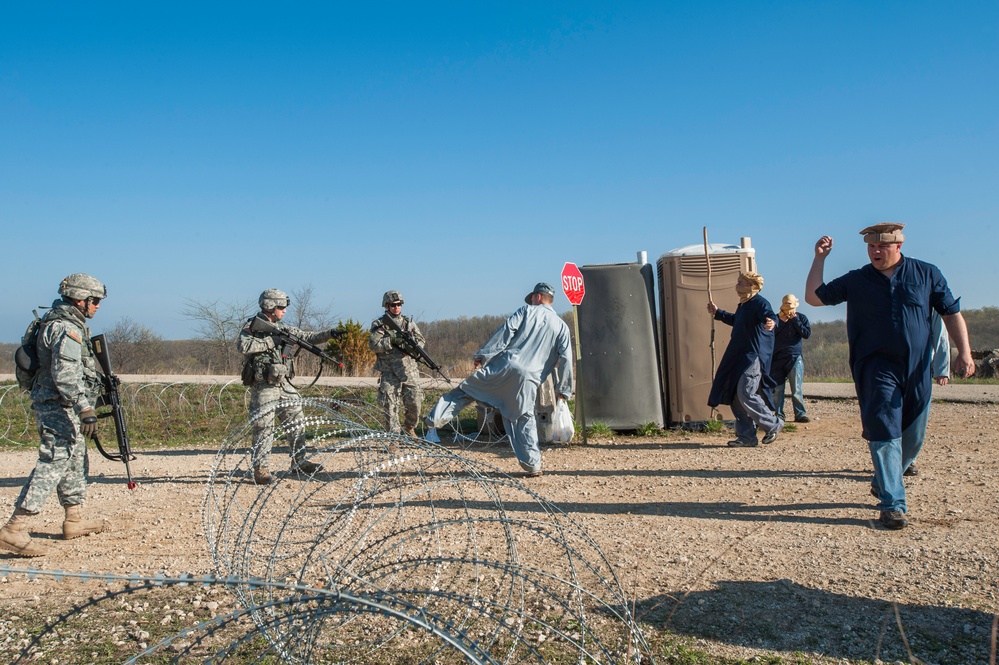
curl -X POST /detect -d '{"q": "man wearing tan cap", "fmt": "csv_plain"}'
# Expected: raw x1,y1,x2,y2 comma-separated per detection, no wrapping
805,223,975,530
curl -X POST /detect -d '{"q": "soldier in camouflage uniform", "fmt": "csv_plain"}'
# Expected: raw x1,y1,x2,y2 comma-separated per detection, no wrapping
0,274,110,557
369,290,426,437
238,289,343,485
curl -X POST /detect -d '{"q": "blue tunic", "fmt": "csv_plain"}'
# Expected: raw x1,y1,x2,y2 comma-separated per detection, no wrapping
815,256,960,441
707,294,776,409
771,313,811,385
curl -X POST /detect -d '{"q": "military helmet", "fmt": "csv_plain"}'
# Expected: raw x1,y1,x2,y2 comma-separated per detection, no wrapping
259,289,290,310
382,290,404,307
59,273,107,301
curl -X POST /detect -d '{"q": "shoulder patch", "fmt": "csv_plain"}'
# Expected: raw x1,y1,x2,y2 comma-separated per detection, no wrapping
67,330,83,344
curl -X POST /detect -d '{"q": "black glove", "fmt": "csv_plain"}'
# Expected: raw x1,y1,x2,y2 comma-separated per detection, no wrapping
328,328,345,340
79,408,99,438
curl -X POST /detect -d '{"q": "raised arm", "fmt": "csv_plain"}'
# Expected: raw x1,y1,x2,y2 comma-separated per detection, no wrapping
805,236,834,306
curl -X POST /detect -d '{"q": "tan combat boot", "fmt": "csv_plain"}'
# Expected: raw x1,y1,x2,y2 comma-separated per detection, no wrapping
403,426,417,438
253,466,272,485
290,459,322,475
0,507,48,557
62,504,108,540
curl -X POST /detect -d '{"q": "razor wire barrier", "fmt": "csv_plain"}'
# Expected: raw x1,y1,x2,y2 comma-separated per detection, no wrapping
204,395,650,663
1,390,649,663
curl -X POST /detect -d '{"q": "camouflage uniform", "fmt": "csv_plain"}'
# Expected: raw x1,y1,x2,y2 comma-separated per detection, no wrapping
16,300,103,512
238,313,333,471
370,311,426,434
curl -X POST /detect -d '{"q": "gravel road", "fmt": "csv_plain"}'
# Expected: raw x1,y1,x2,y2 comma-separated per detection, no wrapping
1,387,997,664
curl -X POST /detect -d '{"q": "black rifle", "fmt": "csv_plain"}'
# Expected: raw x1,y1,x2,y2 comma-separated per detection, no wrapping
91,334,137,490
249,316,344,368
378,315,452,384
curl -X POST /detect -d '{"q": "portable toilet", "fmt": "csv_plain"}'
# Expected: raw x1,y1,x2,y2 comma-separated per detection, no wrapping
576,259,665,429
657,238,756,424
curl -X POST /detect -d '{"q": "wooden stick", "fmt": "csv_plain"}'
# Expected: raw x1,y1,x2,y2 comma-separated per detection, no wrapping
703,227,717,389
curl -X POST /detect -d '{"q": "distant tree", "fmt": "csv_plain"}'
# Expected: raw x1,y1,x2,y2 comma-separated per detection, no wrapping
182,297,254,374
104,316,165,373
329,319,375,377
963,306,999,350
289,283,336,331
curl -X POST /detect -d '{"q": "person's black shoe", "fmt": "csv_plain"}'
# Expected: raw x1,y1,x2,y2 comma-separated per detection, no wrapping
761,420,783,445
903,462,918,477
795,416,811,423
879,510,907,530
727,439,758,447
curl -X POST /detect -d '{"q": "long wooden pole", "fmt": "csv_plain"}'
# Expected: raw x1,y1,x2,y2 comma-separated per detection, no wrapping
703,227,719,421
703,226,716,380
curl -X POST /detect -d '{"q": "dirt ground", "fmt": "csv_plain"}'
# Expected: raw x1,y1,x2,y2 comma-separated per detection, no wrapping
1,387,998,664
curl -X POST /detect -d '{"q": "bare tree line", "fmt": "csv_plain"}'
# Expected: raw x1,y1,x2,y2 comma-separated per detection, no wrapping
4,303,999,379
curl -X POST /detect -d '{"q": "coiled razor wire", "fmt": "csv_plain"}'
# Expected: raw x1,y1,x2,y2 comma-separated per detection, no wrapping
205,395,650,663
1,393,652,663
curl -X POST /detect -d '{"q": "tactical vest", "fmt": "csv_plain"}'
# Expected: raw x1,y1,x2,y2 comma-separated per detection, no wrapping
31,304,100,401
241,321,296,387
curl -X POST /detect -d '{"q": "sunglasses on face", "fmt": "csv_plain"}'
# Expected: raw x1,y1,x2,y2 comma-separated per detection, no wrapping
388,302,403,307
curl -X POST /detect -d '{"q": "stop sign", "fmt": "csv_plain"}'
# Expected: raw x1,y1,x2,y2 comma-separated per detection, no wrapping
561,262,585,305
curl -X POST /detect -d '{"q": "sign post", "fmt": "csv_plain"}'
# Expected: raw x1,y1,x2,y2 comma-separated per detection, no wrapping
561,263,587,445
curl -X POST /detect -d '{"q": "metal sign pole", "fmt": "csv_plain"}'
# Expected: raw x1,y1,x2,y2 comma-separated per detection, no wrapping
572,304,587,445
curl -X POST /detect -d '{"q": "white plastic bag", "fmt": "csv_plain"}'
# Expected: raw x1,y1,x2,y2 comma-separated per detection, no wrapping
551,400,575,443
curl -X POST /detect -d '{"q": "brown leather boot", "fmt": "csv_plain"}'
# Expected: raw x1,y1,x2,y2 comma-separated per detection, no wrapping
62,504,108,540
0,507,48,557
403,426,417,438
253,466,272,485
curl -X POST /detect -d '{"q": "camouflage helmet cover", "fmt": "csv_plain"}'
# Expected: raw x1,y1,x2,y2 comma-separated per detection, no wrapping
58,273,107,301
259,289,290,310
382,290,404,307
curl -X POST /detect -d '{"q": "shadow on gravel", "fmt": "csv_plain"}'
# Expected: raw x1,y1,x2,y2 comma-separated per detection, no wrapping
638,578,997,665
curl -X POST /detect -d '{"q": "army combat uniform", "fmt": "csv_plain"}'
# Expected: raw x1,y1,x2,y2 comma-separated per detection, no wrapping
370,308,426,436
238,313,334,480
1,273,109,557
18,300,103,512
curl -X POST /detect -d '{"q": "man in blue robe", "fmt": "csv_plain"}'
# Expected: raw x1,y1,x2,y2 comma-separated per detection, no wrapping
805,222,975,530
424,282,574,477
707,272,781,447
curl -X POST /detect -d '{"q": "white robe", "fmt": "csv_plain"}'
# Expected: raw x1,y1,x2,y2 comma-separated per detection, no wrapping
459,304,573,420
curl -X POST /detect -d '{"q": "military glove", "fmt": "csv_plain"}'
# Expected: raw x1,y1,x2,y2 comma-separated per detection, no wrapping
328,328,345,340
79,408,99,438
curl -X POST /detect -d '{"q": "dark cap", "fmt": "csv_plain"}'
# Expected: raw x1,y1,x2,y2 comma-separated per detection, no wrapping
525,282,555,304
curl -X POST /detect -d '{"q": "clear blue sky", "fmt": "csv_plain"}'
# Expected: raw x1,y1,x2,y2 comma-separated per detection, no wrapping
2,1,997,341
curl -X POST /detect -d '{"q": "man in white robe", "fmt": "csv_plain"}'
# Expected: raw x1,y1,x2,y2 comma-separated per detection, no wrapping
425,282,574,476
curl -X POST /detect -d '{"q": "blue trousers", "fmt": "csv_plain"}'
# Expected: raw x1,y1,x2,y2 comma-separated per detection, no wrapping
730,359,782,444
773,355,807,420
426,388,542,473
869,400,931,513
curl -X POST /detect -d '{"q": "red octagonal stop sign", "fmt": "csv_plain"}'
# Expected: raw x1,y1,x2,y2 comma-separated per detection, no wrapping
561,262,585,305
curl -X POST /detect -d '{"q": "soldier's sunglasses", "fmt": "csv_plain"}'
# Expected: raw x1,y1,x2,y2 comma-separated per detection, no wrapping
388,302,403,307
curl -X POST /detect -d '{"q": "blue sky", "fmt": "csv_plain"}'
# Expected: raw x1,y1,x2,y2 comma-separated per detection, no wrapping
2,1,997,341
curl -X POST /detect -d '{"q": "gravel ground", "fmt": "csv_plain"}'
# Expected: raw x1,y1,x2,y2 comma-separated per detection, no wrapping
1,387,998,664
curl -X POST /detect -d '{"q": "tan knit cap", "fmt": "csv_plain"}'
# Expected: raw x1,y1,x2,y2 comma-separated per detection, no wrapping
860,222,905,243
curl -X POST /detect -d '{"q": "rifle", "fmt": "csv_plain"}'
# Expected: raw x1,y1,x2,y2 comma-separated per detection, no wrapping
249,316,344,368
90,334,137,490
378,315,452,384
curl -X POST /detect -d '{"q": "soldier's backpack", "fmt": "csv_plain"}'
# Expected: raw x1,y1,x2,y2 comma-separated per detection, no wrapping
14,310,43,391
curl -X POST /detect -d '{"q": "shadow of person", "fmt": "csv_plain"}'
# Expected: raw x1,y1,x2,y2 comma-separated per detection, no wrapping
636,578,993,664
